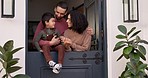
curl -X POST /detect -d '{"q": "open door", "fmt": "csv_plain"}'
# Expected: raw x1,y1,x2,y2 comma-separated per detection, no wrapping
26,0,107,78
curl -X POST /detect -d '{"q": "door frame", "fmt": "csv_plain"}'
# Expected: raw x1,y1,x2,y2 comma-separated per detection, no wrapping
25,0,108,78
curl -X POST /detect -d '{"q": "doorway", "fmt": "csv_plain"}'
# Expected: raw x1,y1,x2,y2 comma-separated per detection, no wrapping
26,0,107,78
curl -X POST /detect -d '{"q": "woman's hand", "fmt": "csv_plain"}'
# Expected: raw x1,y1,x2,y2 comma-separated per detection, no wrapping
64,38,72,49
60,36,72,48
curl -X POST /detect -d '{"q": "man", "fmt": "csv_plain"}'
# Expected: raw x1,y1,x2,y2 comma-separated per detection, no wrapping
33,1,68,47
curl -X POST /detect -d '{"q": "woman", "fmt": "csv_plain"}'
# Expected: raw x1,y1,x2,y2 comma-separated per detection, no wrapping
61,10,92,51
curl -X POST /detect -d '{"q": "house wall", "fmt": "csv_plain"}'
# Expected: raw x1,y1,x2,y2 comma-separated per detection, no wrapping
0,0,148,78
0,0,26,77
107,0,148,78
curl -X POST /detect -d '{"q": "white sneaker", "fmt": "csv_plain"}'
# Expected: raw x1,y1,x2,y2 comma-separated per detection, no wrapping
52,64,62,74
48,61,56,68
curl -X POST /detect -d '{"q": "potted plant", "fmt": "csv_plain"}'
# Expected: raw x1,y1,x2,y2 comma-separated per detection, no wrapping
0,40,30,78
113,25,148,78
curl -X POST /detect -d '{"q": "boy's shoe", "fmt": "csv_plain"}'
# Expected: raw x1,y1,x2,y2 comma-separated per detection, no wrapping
48,61,56,68
52,64,62,74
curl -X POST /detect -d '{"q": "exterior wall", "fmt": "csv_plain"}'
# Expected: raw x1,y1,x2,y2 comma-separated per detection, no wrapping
107,0,148,78
0,0,26,77
0,0,148,78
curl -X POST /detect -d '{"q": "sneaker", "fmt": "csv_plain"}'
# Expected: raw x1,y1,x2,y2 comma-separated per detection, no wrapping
48,61,56,68
52,64,62,74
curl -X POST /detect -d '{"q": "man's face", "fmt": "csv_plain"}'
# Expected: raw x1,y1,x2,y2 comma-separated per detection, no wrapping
54,6,67,20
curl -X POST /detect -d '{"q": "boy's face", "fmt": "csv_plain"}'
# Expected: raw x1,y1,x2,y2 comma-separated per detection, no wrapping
45,18,55,29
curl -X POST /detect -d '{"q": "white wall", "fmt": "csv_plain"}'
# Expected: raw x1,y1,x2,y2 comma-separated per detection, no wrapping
0,0,148,78
0,0,26,77
107,0,148,78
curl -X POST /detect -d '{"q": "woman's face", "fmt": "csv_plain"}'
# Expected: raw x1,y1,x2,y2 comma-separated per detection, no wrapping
66,14,73,28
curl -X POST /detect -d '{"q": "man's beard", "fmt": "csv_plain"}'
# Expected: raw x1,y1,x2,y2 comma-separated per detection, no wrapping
55,16,62,20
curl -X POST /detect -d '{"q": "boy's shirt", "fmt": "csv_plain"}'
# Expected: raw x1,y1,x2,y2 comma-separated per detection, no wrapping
34,28,60,51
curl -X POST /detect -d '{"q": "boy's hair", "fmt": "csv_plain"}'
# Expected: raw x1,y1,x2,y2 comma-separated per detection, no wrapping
69,10,88,34
42,12,54,27
56,1,68,12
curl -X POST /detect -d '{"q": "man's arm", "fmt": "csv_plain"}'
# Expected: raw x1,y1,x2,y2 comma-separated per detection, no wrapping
32,21,44,43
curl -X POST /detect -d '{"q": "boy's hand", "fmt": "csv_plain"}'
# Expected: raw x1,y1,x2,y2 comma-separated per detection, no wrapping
50,36,60,46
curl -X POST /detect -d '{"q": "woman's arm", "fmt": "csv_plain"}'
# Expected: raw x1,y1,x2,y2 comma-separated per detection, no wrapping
71,33,92,51
63,33,92,51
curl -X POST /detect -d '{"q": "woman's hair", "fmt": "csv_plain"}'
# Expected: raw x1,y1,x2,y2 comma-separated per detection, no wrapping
69,10,88,34
41,12,54,28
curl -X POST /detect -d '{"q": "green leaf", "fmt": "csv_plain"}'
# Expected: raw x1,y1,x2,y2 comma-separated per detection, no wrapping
115,41,127,47
2,54,7,62
123,53,129,59
3,40,14,52
117,54,124,61
129,30,141,39
137,40,148,44
7,66,22,73
0,53,4,61
3,62,7,69
124,70,131,77
138,45,146,55
138,64,147,70
5,51,13,62
116,35,127,39
118,25,127,34
113,44,126,51
129,53,140,63
135,49,146,61
0,46,5,54
127,62,137,75
12,47,24,54
7,58,19,68
14,74,31,78
127,27,136,35
123,47,133,55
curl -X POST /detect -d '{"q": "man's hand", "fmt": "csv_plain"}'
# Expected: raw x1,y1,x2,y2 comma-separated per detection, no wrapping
86,26,94,35
49,36,60,46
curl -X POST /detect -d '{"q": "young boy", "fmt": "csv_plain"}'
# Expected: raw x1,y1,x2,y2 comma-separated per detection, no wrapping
33,12,65,74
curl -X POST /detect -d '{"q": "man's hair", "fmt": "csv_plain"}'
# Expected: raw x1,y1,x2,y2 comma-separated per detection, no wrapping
41,12,54,27
69,10,88,34
56,1,68,12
